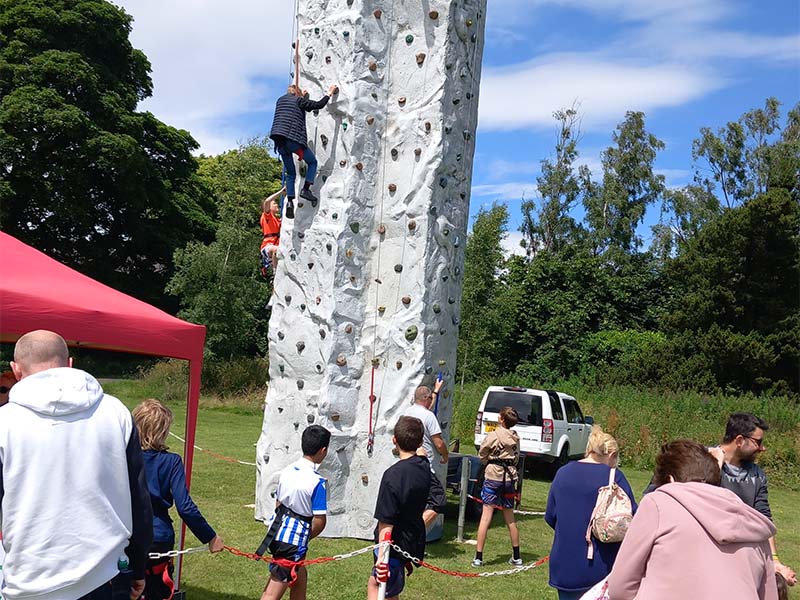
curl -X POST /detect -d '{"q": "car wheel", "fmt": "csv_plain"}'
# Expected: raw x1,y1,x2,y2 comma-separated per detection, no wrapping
552,445,569,477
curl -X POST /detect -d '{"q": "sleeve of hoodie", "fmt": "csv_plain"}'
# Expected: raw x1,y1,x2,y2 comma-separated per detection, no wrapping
298,94,330,112
607,494,659,600
126,424,153,580
168,453,217,544
753,465,772,520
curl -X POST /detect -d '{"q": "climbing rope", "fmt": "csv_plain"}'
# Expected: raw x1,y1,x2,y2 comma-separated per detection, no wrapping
367,360,378,457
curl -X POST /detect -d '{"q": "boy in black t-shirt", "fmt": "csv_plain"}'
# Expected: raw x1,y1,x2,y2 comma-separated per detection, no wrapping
367,416,432,600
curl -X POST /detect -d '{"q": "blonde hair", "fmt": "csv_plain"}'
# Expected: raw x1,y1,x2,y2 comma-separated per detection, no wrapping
585,425,619,464
132,398,173,451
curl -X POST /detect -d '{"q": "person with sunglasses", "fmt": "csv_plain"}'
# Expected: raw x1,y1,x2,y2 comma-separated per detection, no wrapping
0,371,15,406
709,413,796,587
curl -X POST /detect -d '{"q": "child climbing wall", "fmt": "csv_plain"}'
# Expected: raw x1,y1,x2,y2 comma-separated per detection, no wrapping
256,0,488,539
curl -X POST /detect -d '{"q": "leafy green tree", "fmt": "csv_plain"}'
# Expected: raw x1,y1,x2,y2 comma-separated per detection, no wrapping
458,204,512,379
167,140,282,359
583,111,665,257
651,184,720,258
521,107,583,257
0,0,214,306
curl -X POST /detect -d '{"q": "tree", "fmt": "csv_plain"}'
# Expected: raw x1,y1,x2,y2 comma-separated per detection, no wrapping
0,0,215,307
458,204,511,379
521,107,583,257
651,184,720,258
167,140,283,359
583,111,665,257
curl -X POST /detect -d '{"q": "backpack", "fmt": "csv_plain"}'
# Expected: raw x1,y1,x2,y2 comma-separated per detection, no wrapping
585,467,633,559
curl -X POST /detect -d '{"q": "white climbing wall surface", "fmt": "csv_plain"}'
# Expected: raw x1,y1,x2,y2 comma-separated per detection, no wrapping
256,0,487,539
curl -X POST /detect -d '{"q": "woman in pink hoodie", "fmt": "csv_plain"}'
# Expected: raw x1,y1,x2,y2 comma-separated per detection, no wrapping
608,439,778,600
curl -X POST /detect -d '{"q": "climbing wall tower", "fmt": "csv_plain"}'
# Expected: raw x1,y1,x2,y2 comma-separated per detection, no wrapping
256,0,487,539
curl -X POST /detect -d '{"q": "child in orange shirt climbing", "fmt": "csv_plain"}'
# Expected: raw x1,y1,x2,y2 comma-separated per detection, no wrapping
261,186,285,271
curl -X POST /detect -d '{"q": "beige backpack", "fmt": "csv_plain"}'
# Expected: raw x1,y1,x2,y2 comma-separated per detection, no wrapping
585,467,633,559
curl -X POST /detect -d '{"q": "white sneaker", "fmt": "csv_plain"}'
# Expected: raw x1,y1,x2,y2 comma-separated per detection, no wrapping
471,558,483,567
508,557,523,566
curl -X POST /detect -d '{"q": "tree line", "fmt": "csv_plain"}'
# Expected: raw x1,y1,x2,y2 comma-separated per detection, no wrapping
2,0,797,395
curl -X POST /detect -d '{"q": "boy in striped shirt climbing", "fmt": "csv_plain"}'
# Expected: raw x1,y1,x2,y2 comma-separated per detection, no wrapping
259,425,330,600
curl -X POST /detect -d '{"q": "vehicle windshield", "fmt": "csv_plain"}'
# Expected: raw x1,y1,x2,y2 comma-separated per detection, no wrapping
484,392,543,426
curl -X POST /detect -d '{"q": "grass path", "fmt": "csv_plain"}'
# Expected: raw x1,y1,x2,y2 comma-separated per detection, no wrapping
105,381,799,600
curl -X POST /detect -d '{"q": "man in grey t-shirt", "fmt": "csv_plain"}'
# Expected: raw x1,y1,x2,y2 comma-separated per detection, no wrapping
401,379,448,527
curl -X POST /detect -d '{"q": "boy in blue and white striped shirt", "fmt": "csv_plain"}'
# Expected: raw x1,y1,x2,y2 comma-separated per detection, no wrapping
261,425,330,600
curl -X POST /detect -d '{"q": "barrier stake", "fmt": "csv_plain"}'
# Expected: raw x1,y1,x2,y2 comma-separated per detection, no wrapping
457,456,470,543
377,532,391,600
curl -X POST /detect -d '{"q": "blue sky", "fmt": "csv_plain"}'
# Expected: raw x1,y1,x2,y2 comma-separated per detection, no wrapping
119,0,799,253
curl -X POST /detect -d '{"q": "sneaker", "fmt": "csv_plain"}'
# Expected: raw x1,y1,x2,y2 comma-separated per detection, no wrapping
508,557,523,567
285,198,295,219
299,186,318,206
471,558,483,567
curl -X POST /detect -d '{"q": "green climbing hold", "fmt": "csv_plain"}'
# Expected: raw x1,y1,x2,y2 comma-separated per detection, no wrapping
314,27,320,34
466,19,473,27
332,212,338,220
342,122,348,130
432,303,441,314
404,325,418,342
343,31,350,37
405,34,414,44
350,222,360,234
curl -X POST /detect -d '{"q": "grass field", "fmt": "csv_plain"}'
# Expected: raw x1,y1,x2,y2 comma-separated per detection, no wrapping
105,380,799,600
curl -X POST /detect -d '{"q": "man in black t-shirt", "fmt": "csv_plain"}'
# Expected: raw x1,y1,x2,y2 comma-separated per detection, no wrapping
367,416,431,600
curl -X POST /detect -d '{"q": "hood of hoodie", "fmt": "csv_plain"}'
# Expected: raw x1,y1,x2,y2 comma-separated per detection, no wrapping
9,367,104,416
656,481,775,545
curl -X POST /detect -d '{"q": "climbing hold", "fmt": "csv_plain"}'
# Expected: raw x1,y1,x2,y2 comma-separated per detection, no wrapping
452,315,460,325
332,212,338,219
326,56,331,64
345,324,353,334
439,176,448,188
350,222,360,234
346,248,354,258
369,61,377,71
277,331,285,340
440,328,446,335
305,50,314,59
444,126,452,134
388,183,397,193
442,274,448,281
326,242,333,251
425,122,432,132
471,33,477,43
331,413,341,422
416,53,426,65
466,92,472,99
394,264,403,273
300,303,306,311
438,360,446,366
429,10,439,19
355,162,364,170
350,275,356,283
398,96,406,106
342,122,348,131
371,92,378,99
307,263,314,270
361,474,369,485
367,115,375,125
336,355,347,367
285,295,292,303
340,159,347,167
297,232,305,239
408,220,417,231
371,358,380,367
377,224,386,235
466,19,473,27
296,341,305,353
321,134,328,146
445,62,453,70
425,366,433,374
316,296,322,305
456,152,463,162
294,422,300,431
414,147,422,156
307,414,315,423
279,365,285,374
401,296,411,305
314,26,320,34
405,34,414,44
429,205,437,214
463,130,471,140
391,148,399,159
396,361,403,370
297,380,305,390
373,8,382,18
378,306,386,314
375,278,382,284
453,98,460,105
319,328,325,338
432,303,441,314
460,191,466,199
455,266,462,276
405,325,418,342
443,228,451,236
343,31,350,38
290,252,296,260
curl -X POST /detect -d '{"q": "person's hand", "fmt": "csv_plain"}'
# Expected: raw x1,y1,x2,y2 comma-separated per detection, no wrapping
130,578,145,600
708,446,725,468
280,185,286,193
209,534,224,553
776,560,797,586
433,377,444,394
416,447,426,458
375,561,390,583
328,84,338,96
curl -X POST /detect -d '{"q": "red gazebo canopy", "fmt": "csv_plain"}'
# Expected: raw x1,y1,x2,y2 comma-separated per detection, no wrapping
0,231,205,582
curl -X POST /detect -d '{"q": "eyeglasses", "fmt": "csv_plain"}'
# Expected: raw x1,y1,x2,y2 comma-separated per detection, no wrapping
745,436,765,449
0,386,10,394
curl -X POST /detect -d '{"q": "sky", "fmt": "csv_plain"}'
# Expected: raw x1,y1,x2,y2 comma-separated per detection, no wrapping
118,0,799,255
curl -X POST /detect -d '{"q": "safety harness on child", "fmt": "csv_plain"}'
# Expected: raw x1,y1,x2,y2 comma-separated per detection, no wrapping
254,504,314,586
487,457,520,501
145,559,175,600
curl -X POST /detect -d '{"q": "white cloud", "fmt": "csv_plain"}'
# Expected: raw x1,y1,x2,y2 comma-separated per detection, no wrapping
479,55,723,132
472,181,537,201
501,231,527,257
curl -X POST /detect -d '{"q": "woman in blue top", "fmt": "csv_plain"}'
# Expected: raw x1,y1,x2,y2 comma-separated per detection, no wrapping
545,425,637,600
133,399,224,600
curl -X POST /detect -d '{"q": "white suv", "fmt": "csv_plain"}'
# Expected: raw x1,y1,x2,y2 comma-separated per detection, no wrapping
474,386,593,469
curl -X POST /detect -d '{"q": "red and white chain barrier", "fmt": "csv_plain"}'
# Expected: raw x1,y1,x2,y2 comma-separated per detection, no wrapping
151,543,549,579
169,431,257,466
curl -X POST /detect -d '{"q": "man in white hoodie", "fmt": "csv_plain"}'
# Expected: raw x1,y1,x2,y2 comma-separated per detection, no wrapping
0,330,152,600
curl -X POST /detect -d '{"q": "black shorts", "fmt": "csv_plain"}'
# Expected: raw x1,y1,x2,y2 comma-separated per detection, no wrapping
426,471,446,513
372,556,407,598
269,540,306,583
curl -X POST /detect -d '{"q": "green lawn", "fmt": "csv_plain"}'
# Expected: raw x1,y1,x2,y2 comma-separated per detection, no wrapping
105,381,800,600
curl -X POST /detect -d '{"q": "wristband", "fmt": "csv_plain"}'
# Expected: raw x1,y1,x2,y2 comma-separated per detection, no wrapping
773,554,780,562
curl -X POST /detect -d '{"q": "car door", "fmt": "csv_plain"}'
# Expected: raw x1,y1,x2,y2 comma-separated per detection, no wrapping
563,397,587,458
547,391,567,458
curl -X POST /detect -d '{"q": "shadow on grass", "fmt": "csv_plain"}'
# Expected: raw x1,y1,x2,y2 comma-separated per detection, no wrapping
181,584,257,600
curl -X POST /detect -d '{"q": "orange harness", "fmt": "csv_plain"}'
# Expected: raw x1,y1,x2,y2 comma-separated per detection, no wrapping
145,560,175,600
